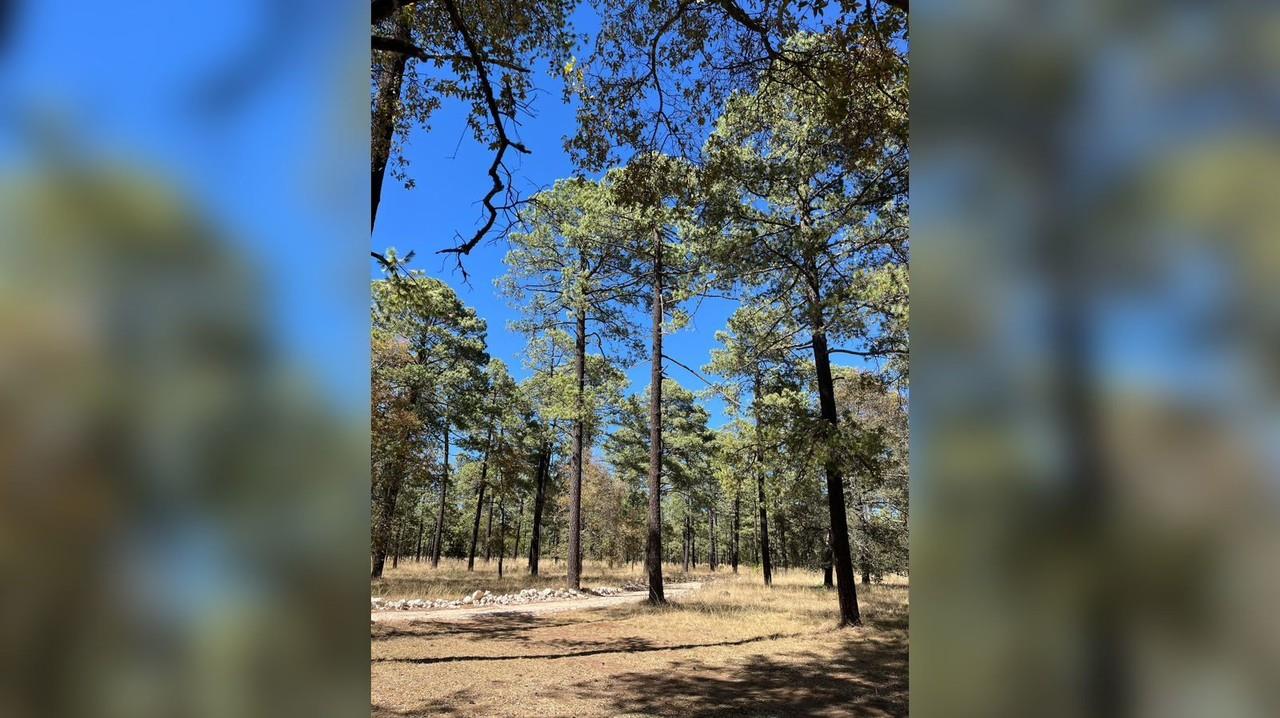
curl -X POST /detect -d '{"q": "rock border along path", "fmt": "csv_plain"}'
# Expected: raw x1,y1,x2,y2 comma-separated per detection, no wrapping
370,582,703,624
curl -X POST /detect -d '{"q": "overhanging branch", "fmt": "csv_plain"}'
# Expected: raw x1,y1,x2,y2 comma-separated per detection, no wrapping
372,35,530,73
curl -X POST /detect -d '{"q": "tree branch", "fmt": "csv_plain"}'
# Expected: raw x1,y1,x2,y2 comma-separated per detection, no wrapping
435,0,532,264
372,35,530,73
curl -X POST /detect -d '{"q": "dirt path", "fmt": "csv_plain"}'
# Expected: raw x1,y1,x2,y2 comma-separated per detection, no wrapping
371,582,702,624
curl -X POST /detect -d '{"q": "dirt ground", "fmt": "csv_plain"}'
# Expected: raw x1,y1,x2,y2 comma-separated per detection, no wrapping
371,566,908,717
372,582,703,624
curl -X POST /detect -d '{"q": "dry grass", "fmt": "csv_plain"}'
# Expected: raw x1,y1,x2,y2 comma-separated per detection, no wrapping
372,557,721,600
371,567,908,717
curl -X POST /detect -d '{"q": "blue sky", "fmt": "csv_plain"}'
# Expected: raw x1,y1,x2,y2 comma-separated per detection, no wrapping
369,7,890,427
370,8,747,425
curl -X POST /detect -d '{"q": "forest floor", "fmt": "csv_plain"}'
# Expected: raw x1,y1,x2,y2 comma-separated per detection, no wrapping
371,560,908,717
371,581,703,623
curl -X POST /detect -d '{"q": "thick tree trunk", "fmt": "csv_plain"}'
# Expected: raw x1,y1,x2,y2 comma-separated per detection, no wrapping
809,300,862,626
753,375,773,586
484,493,494,561
528,441,550,575
431,418,450,568
567,303,587,590
371,16,409,232
645,228,666,604
732,489,741,574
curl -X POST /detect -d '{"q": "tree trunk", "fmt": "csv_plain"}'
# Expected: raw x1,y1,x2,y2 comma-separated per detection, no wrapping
753,375,773,586
690,508,697,569
370,16,409,232
512,496,524,560
371,386,417,578
392,522,402,569
414,500,425,562
682,509,691,573
529,441,550,575
778,510,788,572
857,484,873,584
431,418,450,568
709,505,717,571
824,528,835,588
808,290,862,626
467,425,495,570
645,227,666,604
732,489,741,574
497,501,507,578
567,302,587,590
484,493,494,561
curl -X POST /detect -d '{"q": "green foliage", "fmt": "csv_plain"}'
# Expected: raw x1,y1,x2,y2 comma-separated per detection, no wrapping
370,5,910,585
569,1,907,172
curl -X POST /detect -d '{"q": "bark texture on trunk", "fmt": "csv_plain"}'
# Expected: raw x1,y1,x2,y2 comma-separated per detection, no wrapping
371,17,409,232
645,228,666,604
754,375,773,586
567,304,587,590
528,441,550,575
810,310,862,626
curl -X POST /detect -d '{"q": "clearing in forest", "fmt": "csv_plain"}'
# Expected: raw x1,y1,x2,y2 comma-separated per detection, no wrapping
371,563,908,717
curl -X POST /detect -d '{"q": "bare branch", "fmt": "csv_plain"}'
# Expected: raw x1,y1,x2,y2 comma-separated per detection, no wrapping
435,0,533,262
372,35,530,73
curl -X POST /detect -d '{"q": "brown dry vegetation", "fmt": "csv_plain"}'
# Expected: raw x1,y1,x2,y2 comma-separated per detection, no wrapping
371,566,908,717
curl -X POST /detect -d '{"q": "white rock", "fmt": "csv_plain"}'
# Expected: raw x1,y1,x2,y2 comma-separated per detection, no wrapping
462,595,473,605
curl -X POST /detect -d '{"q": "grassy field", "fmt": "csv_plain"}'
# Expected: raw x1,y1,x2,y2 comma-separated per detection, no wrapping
371,562,908,717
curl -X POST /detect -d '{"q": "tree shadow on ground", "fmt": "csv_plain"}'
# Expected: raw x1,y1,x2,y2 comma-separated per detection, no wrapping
371,609,628,642
372,688,478,718
372,632,807,665
611,596,909,634
573,632,908,717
